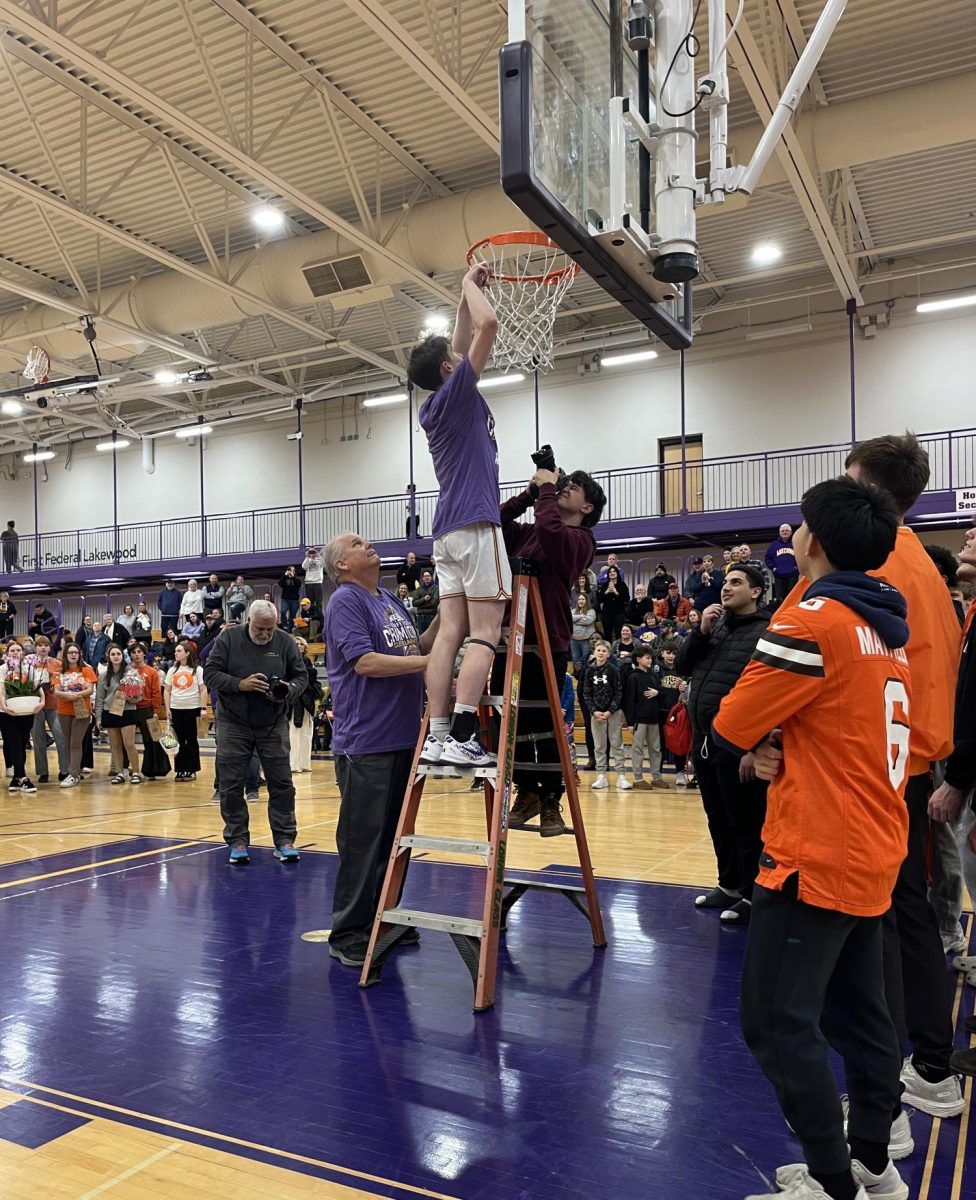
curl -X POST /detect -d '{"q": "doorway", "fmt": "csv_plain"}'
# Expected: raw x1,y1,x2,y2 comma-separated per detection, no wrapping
659,436,704,515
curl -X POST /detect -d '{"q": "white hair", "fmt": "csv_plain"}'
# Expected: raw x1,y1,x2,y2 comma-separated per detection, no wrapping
247,599,278,623
324,532,356,584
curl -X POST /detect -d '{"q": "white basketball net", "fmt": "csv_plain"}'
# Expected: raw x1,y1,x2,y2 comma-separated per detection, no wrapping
23,345,50,384
472,236,578,374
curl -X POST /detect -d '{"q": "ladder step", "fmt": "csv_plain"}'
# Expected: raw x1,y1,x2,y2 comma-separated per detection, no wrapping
504,876,587,894
381,908,484,938
481,695,551,709
416,763,498,779
399,834,491,857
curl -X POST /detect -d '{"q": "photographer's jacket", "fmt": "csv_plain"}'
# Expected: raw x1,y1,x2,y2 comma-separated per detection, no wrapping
500,483,596,653
203,624,305,728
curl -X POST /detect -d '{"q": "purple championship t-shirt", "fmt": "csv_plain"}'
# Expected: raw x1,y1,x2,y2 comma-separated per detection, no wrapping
418,357,501,538
324,584,424,756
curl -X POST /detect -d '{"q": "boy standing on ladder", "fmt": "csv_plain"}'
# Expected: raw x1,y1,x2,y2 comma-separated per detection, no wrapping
408,262,510,768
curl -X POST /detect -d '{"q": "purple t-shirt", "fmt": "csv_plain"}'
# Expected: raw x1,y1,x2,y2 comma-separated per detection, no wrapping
419,357,501,538
324,584,424,756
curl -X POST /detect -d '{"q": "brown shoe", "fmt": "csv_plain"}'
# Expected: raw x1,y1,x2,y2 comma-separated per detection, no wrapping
509,789,541,828
539,795,567,837
651,779,671,790
632,780,653,790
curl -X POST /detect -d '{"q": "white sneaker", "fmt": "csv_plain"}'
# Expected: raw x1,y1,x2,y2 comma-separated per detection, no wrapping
899,1059,964,1118
616,774,632,790
941,925,967,954
592,774,609,789
840,1095,914,1160
439,735,496,767
675,771,688,786
952,952,976,972
776,1159,906,1200
748,1172,866,1199
59,774,80,788
419,735,443,764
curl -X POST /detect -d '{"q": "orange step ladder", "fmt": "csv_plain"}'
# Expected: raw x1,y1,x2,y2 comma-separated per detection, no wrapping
359,559,607,1011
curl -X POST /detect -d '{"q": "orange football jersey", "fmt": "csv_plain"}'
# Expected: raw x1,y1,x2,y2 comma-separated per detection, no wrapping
779,527,958,769
713,596,911,917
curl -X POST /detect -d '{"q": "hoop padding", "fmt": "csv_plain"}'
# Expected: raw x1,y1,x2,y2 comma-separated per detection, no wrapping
468,234,579,373
23,345,50,385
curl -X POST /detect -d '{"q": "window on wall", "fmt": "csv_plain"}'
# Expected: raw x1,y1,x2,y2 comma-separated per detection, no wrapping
659,436,703,515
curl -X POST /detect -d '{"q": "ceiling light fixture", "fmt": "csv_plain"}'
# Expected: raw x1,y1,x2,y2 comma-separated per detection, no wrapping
252,205,286,231
916,292,976,314
751,242,783,266
745,322,814,342
1,400,24,416
23,450,55,462
154,369,182,385
601,350,659,366
362,393,408,408
421,314,450,338
95,438,130,452
479,373,526,388
175,424,213,438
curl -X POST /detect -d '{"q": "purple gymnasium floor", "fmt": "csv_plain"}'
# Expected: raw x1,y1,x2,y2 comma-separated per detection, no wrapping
0,837,972,1200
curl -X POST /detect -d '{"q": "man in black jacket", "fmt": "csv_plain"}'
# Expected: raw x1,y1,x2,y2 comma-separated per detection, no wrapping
675,564,769,923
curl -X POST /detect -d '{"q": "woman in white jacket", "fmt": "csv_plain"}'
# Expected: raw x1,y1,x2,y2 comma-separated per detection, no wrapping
178,578,205,620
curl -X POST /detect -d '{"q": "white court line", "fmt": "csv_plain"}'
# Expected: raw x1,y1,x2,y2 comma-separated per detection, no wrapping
75,1141,182,1198
0,846,222,903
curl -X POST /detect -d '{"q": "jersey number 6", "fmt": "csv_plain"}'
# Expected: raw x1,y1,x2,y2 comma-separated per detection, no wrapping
884,678,910,791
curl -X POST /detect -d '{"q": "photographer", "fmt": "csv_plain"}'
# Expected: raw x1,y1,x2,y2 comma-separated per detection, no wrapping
301,547,324,606
203,599,306,865
497,457,606,836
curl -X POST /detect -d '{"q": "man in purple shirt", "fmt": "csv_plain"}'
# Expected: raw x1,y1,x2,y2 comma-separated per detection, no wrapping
323,531,439,968
409,262,512,769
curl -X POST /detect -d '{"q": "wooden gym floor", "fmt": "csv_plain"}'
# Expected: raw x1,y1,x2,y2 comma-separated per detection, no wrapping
0,752,971,1200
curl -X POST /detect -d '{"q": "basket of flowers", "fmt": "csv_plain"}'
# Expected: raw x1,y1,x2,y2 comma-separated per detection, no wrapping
61,671,91,718
3,652,46,714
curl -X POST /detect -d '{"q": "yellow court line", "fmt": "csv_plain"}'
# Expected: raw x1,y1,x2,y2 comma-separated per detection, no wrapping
0,839,206,889
918,924,970,1200
3,1078,463,1200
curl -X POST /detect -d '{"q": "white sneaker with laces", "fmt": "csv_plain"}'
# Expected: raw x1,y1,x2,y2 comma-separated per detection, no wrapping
59,774,80,788
941,925,967,954
419,734,443,764
675,771,688,786
439,735,496,767
775,1159,906,1200
953,953,976,972
839,1095,913,1160
899,1060,964,1118
747,1172,866,1199
616,774,632,790
592,774,609,789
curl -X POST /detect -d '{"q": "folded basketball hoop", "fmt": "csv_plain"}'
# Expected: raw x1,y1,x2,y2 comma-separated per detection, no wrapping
467,232,579,373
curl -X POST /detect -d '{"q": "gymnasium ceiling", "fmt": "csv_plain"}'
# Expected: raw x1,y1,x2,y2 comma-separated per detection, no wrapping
0,0,971,454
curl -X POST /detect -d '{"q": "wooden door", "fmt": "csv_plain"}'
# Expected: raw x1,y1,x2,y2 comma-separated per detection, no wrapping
660,437,703,515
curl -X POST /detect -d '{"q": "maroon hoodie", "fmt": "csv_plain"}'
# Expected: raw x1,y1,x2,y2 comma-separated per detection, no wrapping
500,483,597,652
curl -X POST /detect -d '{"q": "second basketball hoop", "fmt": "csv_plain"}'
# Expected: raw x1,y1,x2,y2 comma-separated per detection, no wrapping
467,232,579,374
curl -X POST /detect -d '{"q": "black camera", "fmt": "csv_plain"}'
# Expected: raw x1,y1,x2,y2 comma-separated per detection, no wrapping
529,444,568,497
265,674,289,702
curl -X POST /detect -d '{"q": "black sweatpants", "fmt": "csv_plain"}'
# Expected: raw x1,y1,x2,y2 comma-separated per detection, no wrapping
330,748,413,951
693,731,768,898
216,716,296,848
490,648,569,800
882,771,955,1074
741,876,901,1178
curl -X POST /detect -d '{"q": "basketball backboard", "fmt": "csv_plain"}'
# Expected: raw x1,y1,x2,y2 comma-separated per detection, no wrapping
500,0,694,350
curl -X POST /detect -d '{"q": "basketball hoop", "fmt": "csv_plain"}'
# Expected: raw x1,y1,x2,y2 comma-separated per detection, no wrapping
23,346,50,385
467,233,579,373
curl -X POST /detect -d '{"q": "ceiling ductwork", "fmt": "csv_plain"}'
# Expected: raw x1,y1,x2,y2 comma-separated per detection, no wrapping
5,184,527,366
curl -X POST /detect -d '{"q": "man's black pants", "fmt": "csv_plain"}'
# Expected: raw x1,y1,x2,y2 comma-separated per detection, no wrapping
773,573,799,603
489,648,568,800
741,876,901,1178
216,716,296,848
693,731,767,897
882,771,955,1073
331,748,414,951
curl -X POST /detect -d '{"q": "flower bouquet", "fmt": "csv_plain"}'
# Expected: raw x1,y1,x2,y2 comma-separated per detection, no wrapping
3,653,45,714
119,667,145,702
